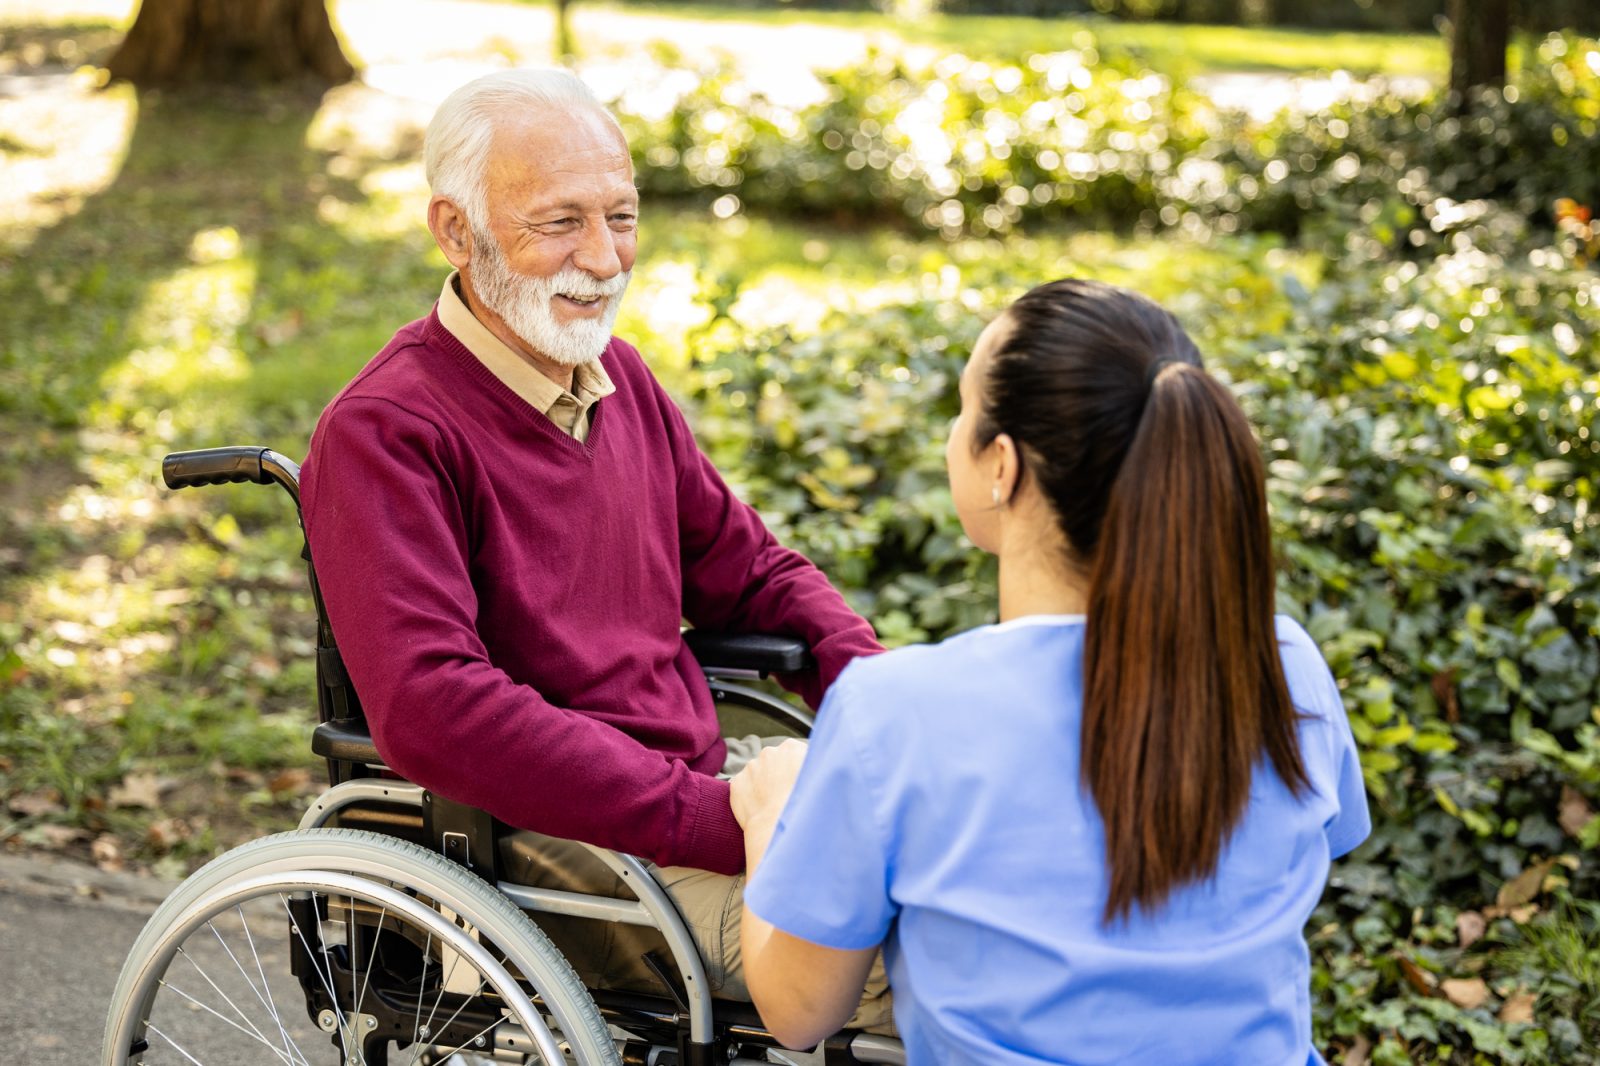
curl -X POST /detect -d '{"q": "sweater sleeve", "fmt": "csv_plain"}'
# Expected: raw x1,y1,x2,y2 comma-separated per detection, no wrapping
657,382,885,709
302,394,744,874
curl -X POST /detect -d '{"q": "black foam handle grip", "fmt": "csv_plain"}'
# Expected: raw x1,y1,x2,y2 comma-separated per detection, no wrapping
162,447,273,490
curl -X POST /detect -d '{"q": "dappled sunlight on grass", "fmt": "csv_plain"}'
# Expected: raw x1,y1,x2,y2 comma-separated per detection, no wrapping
0,75,133,245
102,253,259,415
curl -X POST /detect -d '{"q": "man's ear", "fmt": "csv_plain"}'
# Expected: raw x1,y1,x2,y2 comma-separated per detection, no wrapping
427,196,473,271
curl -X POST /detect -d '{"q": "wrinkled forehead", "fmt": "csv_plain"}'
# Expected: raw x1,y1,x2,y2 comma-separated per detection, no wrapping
483,104,635,204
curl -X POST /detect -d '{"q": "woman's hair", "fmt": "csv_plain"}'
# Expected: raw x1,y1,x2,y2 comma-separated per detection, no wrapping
972,278,1309,923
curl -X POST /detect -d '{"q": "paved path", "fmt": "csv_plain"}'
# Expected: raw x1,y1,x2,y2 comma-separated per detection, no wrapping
0,852,176,1065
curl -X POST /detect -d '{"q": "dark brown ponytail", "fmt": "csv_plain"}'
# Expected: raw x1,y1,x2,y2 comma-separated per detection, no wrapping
974,279,1308,923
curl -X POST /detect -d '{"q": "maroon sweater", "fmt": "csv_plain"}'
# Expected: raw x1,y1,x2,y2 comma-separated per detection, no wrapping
301,311,881,875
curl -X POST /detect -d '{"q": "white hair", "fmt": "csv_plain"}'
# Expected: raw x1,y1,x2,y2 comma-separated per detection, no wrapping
424,68,620,230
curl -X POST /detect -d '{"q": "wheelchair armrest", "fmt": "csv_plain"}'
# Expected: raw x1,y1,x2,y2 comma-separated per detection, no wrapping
683,631,815,676
311,719,384,767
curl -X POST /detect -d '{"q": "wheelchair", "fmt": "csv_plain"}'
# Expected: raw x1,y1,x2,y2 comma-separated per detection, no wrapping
102,446,906,1066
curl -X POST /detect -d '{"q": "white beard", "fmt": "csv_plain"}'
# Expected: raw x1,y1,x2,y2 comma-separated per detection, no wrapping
469,226,630,367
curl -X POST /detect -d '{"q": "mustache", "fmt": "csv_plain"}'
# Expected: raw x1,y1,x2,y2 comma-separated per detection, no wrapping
546,268,630,300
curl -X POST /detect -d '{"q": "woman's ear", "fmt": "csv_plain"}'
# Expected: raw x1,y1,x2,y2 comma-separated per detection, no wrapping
992,432,1021,507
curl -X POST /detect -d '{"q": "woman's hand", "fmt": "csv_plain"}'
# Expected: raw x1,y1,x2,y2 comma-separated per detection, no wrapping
729,738,808,833
732,736,881,1049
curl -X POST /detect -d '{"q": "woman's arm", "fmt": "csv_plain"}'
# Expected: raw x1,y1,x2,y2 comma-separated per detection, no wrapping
732,741,880,1049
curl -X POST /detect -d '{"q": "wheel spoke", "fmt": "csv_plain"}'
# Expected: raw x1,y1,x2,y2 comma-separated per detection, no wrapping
154,978,302,1066
406,947,465,1066
352,903,389,1031
236,903,312,1066
410,974,487,1063
175,935,288,1057
405,930,433,1066
144,1021,208,1066
281,893,356,1061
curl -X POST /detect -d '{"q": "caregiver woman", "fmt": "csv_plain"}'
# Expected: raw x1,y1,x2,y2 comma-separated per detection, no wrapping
729,279,1370,1065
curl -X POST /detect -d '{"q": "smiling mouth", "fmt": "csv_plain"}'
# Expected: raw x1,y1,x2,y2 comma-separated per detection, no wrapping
559,293,603,307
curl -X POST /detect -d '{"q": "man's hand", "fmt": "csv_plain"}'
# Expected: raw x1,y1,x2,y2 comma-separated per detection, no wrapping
729,738,808,835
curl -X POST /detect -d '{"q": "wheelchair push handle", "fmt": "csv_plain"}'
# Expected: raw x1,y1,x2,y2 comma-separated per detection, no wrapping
162,446,303,506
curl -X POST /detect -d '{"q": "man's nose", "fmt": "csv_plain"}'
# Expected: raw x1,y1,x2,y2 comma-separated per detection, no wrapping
572,220,622,280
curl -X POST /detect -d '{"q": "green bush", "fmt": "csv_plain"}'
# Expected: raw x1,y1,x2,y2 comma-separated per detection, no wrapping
1208,33,1600,254
612,31,1600,246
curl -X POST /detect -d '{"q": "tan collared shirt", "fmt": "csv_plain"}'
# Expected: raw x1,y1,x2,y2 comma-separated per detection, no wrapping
437,272,615,442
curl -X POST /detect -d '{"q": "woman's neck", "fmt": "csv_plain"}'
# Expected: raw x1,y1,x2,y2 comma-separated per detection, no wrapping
996,541,1089,622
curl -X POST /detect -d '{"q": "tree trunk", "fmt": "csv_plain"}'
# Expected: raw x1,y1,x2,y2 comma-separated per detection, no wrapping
554,0,575,64
1449,0,1510,100
108,0,355,87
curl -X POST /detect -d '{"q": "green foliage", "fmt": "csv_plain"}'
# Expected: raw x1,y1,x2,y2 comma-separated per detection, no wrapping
614,31,1600,246
1207,33,1600,255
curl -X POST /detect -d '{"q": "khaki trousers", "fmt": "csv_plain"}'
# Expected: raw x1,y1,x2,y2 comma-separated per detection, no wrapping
497,735,896,1035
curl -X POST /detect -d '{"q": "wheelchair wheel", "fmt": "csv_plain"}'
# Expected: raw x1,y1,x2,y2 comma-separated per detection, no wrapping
103,828,620,1065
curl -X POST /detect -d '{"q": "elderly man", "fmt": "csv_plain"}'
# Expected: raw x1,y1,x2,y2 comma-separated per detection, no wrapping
300,68,891,1031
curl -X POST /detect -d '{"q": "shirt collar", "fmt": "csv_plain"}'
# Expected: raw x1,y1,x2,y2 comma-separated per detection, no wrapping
436,271,616,417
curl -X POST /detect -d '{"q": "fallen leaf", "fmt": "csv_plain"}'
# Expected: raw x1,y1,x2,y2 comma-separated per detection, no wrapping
1397,953,1437,996
1431,667,1459,723
1341,1034,1372,1066
267,768,313,797
1558,786,1594,839
31,824,85,850
1499,990,1536,1025
1482,900,1540,923
108,771,165,810
6,788,65,818
145,818,192,853
91,833,124,872
1456,911,1487,949
1496,859,1555,909
1441,977,1491,1010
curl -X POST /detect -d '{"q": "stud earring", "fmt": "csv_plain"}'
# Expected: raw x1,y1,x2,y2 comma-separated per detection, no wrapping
992,486,1002,506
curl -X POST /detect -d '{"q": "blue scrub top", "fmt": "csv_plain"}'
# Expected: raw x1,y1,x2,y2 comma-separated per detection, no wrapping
745,614,1370,1066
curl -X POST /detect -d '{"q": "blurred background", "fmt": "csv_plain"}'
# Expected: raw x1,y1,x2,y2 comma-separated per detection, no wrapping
1,1,1598,1060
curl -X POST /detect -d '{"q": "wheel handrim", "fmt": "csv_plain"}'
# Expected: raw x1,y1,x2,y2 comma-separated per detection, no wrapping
108,870,566,1065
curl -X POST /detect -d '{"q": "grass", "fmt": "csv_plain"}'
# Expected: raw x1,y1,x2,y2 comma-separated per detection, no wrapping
6,0,1446,80
585,1,1447,78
